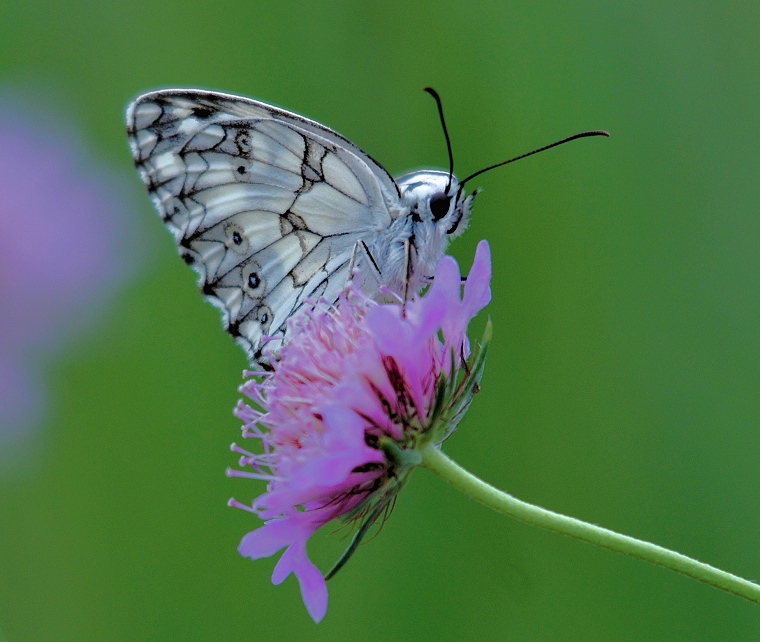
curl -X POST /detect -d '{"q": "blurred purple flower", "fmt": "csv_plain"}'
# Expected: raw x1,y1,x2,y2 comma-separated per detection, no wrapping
228,241,492,622
0,96,139,455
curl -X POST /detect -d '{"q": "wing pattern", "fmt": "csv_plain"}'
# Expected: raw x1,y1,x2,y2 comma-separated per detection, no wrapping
127,89,401,363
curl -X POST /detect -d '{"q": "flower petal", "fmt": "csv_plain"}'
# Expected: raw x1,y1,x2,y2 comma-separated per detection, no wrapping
463,240,492,315
273,539,328,623
238,518,305,560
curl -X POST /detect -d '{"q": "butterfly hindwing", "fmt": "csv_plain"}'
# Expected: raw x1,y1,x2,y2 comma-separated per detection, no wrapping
127,89,402,362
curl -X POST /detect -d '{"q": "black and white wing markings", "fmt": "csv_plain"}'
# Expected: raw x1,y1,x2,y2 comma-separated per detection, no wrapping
127,89,403,362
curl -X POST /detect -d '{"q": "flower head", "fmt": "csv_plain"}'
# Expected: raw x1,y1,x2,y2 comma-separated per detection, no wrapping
228,241,492,622
0,94,139,457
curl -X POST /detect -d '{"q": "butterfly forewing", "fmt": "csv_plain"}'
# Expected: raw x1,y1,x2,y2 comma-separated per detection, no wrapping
127,89,403,363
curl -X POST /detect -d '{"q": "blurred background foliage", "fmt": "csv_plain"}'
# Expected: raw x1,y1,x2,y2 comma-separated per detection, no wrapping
1,1,759,640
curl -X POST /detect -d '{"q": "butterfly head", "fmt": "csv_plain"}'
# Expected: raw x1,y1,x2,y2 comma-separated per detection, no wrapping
396,170,476,240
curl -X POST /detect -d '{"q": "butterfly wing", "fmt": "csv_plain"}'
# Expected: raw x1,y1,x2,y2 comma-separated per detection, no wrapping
127,89,403,363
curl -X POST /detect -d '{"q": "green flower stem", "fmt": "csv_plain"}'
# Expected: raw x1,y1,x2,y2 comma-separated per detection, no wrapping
421,445,760,604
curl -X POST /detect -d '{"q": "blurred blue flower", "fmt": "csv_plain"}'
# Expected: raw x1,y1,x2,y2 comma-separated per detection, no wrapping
0,94,140,461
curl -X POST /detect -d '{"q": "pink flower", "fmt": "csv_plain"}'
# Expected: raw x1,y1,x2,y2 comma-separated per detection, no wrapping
0,95,139,457
228,241,492,622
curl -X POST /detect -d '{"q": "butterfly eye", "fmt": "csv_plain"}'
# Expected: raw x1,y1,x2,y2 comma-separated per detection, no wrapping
429,193,451,221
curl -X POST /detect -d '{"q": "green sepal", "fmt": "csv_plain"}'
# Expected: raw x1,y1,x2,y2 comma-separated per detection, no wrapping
325,498,387,580
379,436,423,469
435,318,492,442
427,370,450,431
325,481,403,580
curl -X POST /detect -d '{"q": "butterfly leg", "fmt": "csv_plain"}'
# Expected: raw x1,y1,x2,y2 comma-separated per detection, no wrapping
347,240,386,296
401,238,414,313
348,240,382,279
360,241,382,278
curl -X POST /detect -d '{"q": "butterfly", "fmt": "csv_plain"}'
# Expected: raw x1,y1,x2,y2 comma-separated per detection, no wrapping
126,88,607,364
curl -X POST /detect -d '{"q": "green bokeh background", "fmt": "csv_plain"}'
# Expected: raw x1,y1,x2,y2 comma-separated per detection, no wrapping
2,1,759,640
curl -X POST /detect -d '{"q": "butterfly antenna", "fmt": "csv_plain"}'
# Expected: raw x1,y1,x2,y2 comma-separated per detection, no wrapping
460,130,610,187
423,87,455,193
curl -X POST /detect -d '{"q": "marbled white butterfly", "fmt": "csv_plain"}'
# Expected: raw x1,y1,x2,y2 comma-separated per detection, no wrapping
126,88,606,363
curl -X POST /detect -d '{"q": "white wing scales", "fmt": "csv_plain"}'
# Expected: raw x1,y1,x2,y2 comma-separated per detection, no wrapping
127,89,402,363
